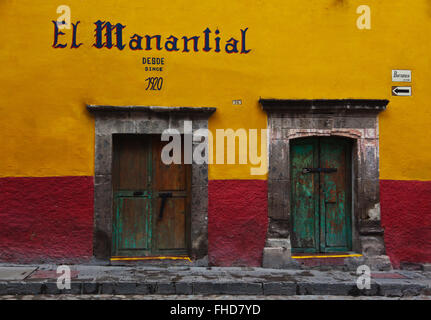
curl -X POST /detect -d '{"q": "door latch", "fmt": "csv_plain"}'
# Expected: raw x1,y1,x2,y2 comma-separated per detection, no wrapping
302,168,337,174
158,192,173,221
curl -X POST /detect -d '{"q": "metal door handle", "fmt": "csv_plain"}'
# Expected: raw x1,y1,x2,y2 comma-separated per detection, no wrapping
302,168,337,174
158,192,172,220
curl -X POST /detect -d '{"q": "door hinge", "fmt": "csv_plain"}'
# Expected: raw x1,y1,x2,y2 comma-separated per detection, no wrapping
302,168,337,174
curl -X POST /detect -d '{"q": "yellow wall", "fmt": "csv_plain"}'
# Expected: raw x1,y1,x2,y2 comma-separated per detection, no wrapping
0,0,430,180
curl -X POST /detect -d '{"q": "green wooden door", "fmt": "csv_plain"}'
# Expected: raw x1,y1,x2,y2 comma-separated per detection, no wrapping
112,135,191,257
290,137,352,253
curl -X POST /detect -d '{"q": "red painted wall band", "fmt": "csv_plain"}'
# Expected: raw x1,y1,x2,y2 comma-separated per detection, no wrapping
1,177,430,268
0,176,94,263
208,180,268,267
380,179,431,268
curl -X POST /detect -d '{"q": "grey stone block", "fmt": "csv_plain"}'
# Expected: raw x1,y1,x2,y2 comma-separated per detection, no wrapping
361,236,386,257
263,282,297,295
94,134,112,175
192,119,208,130
101,282,148,294
267,219,290,238
400,262,424,271
267,180,289,220
100,282,115,294
365,255,392,271
135,118,169,134
136,283,154,294
112,119,137,134
94,175,112,211
0,282,42,295
192,164,208,186
0,282,11,294
175,282,193,295
262,247,300,269
377,282,424,297
83,282,99,294
0,267,37,280
192,256,209,267
344,256,367,271
362,145,379,180
298,282,357,295
268,140,289,180
269,118,283,140
157,282,175,294
423,264,431,272
193,282,262,295
286,118,334,130
266,238,290,248
43,282,82,294
334,117,375,129
355,283,380,296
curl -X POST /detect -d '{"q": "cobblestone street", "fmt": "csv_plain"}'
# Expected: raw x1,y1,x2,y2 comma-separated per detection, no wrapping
1,265,431,298
1,294,431,300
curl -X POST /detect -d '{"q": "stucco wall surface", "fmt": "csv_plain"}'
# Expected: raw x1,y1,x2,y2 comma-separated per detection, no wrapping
208,180,268,266
380,180,431,268
0,176,93,263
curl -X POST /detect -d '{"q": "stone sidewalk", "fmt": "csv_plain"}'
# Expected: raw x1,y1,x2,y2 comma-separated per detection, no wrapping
0,264,430,297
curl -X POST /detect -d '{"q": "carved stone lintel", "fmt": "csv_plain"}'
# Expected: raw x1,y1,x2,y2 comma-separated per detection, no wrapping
88,105,215,262
261,99,390,269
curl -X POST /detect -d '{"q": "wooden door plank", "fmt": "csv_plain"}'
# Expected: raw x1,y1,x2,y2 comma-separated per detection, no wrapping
151,135,191,255
319,137,352,251
112,135,153,257
155,197,186,250
113,135,151,191
290,138,319,253
113,195,152,256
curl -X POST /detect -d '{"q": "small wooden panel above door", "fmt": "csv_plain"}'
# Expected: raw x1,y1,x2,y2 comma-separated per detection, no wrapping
152,136,189,192
112,135,151,191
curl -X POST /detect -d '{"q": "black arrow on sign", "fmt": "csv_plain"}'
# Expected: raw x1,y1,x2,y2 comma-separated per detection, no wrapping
394,88,410,94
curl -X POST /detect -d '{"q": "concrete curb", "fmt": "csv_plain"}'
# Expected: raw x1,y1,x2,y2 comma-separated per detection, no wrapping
0,280,428,297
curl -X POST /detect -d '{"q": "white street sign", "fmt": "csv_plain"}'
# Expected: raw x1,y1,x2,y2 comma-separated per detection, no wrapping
392,86,411,96
392,70,411,82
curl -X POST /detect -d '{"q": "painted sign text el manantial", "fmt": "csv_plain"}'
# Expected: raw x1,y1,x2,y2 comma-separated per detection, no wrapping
52,20,251,54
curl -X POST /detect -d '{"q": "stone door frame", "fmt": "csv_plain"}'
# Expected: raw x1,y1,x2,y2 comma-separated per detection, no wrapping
87,105,216,263
260,99,391,269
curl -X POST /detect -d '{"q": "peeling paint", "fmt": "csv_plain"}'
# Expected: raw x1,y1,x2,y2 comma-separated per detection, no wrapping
368,203,381,221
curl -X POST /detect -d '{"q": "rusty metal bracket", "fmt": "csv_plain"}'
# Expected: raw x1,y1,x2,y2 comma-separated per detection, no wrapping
158,192,173,220
302,168,337,174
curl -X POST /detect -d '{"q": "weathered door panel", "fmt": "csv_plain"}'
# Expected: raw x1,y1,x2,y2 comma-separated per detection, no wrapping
112,134,191,258
113,195,151,255
151,136,189,192
155,197,187,251
152,136,191,255
112,135,151,191
112,135,153,257
320,138,352,252
290,139,319,252
290,137,352,253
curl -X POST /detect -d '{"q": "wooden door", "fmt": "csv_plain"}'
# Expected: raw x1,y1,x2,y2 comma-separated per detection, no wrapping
112,135,191,257
290,137,352,253
152,136,191,254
